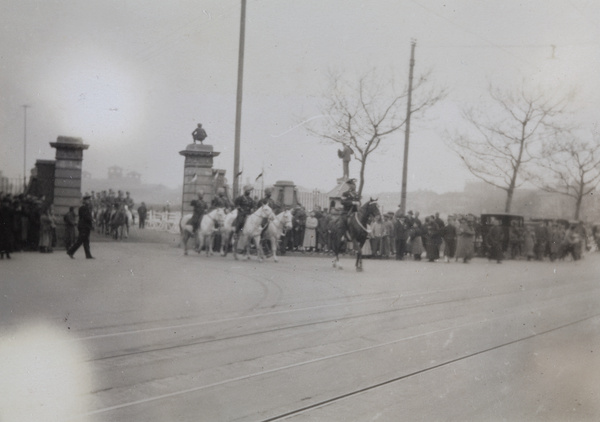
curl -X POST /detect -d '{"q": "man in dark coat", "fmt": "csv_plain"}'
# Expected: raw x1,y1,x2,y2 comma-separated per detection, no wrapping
211,187,232,210
137,202,147,229
340,178,360,241
67,196,95,259
234,185,255,234
486,218,504,264
63,206,78,250
187,192,207,233
0,197,14,259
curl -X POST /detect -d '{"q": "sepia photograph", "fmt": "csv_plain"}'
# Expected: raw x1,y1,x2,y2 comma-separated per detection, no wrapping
1,1,600,421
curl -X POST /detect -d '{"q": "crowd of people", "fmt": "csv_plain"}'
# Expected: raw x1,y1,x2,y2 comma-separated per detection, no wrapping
0,192,58,258
2,183,599,264
0,188,145,259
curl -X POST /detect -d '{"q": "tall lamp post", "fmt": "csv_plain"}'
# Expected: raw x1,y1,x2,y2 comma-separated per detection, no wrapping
232,0,247,198
399,40,416,215
22,104,31,189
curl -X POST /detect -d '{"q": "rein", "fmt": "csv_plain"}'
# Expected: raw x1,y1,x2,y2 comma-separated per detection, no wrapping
354,212,371,234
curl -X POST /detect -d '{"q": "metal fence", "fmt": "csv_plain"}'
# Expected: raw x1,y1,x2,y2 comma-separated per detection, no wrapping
0,177,25,195
144,210,182,234
142,190,330,234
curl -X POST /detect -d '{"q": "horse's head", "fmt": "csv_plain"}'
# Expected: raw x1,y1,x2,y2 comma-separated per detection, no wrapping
259,204,276,220
364,198,380,219
283,209,294,231
214,207,227,224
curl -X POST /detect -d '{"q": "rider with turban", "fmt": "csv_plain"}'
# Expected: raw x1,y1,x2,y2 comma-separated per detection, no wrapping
211,187,232,210
256,187,281,214
187,190,207,234
234,185,256,233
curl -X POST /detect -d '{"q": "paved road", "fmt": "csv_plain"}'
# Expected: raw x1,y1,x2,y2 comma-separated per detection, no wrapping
1,240,599,422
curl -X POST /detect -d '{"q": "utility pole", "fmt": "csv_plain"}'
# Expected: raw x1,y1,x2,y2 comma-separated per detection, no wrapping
233,0,247,198
399,40,416,215
22,104,30,189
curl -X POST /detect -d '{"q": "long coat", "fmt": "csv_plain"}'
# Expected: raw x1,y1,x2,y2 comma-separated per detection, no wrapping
456,221,475,260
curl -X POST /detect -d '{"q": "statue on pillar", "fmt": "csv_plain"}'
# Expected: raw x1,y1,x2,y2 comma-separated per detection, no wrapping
337,144,354,179
192,123,208,144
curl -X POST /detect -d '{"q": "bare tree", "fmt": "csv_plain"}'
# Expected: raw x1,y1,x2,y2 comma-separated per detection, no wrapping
448,84,573,212
532,131,600,220
308,69,445,197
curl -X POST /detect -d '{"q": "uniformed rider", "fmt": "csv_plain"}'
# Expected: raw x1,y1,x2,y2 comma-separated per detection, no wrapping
210,187,232,210
188,191,207,233
256,187,281,214
234,185,256,234
340,178,360,240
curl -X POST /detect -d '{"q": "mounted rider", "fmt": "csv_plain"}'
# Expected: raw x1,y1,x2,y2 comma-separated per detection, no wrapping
188,190,208,233
210,187,232,210
234,185,256,234
257,187,281,213
340,178,361,241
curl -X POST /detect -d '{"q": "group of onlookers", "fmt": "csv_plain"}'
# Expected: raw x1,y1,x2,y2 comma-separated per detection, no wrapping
86,189,148,238
0,192,57,258
508,220,589,262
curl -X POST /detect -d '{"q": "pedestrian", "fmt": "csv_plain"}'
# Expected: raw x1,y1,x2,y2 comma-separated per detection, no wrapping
442,216,457,263
39,204,57,253
137,202,147,229
63,206,78,250
486,218,504,263
0,196,14,259
303,211,318,252
523,226,536,261
394,215,409,260
456,216,475,263
67,195,95,259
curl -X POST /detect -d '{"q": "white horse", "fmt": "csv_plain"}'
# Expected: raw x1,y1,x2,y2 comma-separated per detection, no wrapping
220,209,237,256
123,205,133,238
180,207,227,256
234,205,276,261
263,209,294,262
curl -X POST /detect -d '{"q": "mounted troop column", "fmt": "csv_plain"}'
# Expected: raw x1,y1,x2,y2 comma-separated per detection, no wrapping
179,143,220,214
50,136,89,247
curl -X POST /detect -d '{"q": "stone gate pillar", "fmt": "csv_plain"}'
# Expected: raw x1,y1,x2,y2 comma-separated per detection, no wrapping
179,144,220,213
50,136,89,247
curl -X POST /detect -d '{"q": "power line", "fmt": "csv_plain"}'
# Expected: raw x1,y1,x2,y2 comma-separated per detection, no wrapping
408,0,541,71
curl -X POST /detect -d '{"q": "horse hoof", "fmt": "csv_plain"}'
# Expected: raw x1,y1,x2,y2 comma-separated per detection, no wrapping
274,258,278,263
356,267,363,272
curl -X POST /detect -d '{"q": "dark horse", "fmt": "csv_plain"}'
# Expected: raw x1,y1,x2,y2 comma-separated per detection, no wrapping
330,199,380,271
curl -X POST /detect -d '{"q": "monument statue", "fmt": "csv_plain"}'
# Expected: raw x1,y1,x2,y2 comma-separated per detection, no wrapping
192,123,208,144
337,144,354,179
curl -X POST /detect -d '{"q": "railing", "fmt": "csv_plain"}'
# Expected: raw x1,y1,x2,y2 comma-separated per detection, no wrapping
143,190,330,234
144,211,182,234
0,177,25,195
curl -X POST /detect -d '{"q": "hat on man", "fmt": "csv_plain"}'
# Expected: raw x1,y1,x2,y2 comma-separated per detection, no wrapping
83,195,91,201
346,178,356,185
243,184,254,192
264,187,273,195
407,210,414,215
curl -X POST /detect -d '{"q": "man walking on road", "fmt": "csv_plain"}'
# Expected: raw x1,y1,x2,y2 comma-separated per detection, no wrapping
67,195,95,259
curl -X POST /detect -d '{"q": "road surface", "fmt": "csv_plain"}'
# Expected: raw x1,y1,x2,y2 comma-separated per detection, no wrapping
1,239,599,421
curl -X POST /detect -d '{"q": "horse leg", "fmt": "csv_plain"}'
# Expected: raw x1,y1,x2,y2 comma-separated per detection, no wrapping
182,232,189,255
355,240,364,271
271,238,278,262
207,233,214,256
256,235,264,262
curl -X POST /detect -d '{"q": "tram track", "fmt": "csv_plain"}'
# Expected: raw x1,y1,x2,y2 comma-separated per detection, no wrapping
82,278,598,362
80,295,599,418
259,313,600,421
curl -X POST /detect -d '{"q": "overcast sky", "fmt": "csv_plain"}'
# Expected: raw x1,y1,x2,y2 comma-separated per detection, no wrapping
1,0,599,195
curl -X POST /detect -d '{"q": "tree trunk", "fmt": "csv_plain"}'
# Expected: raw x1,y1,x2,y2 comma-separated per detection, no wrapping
358,159,367,198
504,187,514,213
